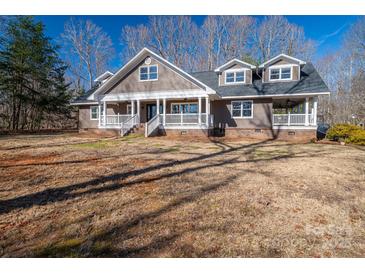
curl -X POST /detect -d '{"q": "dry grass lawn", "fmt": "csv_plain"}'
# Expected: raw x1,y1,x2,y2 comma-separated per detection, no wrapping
0,133,364,257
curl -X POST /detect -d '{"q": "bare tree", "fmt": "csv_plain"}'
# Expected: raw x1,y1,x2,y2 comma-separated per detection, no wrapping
61,18,115,90
120,16,315,72
199,16,255,70
120,24,149,61
120,16,200,72
254,16,315,62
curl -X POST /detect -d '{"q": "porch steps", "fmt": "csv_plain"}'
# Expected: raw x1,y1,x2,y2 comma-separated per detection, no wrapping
131,123,145,134
121,123,145,136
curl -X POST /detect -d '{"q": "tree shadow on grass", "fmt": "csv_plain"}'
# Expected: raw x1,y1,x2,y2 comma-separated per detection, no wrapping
0,139,330,215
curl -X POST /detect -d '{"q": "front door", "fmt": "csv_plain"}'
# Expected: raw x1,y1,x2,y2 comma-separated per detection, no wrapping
146,104,163,121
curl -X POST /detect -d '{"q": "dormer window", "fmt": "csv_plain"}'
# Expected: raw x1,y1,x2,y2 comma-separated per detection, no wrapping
269,67,292,81
225,70,245,84
139,65,158,81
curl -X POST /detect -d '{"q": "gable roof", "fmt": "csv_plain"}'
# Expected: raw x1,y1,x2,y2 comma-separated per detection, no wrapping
191,63,330,98
214,58,256,72
87,47,216,100
259,53,306,68
94,71,114,82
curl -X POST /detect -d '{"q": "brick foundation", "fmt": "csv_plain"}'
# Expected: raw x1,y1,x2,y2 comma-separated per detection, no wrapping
223,128,316,142
158,128,211,138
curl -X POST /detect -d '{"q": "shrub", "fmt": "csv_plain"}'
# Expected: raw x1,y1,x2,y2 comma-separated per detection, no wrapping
326,124,361,141
326,123,365,145
346,129,365,145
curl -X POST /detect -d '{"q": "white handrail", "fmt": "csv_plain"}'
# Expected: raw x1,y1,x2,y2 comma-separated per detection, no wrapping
100,114,131,126
163,113,213,127
121,114,139,136
273,113,312,126
145,114,160,137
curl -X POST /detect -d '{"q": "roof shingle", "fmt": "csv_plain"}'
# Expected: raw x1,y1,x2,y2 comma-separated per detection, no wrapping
190,63,329,97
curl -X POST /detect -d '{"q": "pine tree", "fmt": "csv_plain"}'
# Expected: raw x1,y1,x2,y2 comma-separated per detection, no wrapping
0,16,72,131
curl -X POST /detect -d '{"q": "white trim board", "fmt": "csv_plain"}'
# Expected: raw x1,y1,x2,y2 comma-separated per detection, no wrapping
221,92,330,99
70,102,99,106
94,71,114,82
259,53,306,68
99,89,213,101
215,58,256,72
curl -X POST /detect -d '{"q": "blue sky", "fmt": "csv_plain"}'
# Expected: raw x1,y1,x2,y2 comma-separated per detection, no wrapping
35,15,360,69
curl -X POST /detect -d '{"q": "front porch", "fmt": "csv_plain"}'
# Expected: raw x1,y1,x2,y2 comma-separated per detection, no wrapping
97,96,213,136
272,97,318,128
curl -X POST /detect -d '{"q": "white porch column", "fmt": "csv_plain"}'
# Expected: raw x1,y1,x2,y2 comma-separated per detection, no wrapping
198,97,202,125
205,96,210,127
103,101,107,126
137,100,141,123
163,98,166,126
313,97,318,126
136,99,140,116
131,100,135,115
156,99,160,115
98,102,101,127
304,97,309,126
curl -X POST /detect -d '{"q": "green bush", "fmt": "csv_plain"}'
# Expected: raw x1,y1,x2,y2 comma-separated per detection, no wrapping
326,123,365,145
346,129,365,145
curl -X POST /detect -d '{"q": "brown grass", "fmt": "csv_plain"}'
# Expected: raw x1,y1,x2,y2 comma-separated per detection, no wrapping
0,133,364,257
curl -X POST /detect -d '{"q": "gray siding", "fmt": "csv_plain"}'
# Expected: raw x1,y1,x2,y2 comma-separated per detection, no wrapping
211,98,273,129
106,56,199,94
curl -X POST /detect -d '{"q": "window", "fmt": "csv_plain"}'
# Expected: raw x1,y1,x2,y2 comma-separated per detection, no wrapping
171,103,198,114
231,101,253,118
90,106,99,120
225,70,245,84
127,104,132,115
269,67,292,81
139,65,158,81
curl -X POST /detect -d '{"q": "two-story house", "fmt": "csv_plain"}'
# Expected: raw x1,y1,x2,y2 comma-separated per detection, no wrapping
71,48,330,141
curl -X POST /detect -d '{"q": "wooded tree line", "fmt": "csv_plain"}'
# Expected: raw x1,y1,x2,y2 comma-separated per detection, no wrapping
120,16,315,72
316,17,365,125
0,16,74,131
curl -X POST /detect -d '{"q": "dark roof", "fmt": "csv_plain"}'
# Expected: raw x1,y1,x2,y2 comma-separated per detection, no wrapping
72,62,329,105
190,63,330,97
71,85,99,104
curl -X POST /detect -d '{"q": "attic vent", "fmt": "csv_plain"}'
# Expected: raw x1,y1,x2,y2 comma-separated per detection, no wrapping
145,57,151,65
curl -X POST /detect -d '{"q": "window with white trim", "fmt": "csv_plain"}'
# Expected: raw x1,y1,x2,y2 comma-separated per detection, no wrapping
225,70,245,84
269,67,292,80
90,106,99,120
171,103,198,114
139,65,158,81
127,104,132,115
231,101,253,118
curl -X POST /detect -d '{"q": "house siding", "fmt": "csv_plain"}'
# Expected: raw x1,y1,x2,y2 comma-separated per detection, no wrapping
79,105,98,129
106,56,199,94
78,104,128,129
211,98,273,129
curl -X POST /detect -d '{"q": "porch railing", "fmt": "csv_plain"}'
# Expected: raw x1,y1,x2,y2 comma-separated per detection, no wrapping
121,114,139,136
273,113,314,126
161,113,214,127
100,114,132,126
145,114,160,137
